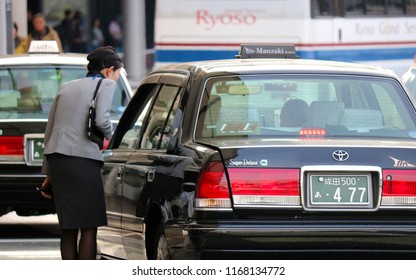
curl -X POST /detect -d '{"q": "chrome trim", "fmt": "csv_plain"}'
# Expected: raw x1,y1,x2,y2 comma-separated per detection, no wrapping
300,165,383,212
381,196,416,207
194,207,233,212
234,204,302,209
332,150,349,162
202,143,416,149
0,155,25,164
0,174,45,178
380,205,416,209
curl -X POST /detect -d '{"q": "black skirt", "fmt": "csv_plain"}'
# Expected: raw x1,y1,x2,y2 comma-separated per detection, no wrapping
46,153,107,230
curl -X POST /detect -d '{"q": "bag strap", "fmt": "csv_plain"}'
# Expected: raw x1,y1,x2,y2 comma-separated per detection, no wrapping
91,78,104,107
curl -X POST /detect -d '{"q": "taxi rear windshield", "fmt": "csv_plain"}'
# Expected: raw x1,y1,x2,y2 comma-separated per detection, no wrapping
197,74,416,140
0,67,127,120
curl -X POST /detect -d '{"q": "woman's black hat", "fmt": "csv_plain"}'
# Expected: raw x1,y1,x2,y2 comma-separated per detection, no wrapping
87,46,122,72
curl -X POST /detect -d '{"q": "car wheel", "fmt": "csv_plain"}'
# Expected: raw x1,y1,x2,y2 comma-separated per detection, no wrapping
155,223,169,260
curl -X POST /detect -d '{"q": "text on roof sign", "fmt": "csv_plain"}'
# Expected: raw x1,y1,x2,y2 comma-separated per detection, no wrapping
237,44,298,59
28,41,60,54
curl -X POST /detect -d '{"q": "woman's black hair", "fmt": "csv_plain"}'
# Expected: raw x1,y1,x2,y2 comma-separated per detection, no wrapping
87,46,123,73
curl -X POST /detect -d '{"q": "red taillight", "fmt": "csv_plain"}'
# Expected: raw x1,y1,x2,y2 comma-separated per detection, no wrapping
382,170,416,206
196,164,301,208
196,162,231,209
197,162,230,198
382,170,416,196
229,168,300,196
229,168,300,206
0,136,24,155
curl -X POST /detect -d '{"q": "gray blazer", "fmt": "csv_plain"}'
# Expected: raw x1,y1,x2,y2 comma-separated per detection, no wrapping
42,76,116,175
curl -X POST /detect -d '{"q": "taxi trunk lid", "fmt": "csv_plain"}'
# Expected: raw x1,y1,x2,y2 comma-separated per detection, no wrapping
197,138,416,211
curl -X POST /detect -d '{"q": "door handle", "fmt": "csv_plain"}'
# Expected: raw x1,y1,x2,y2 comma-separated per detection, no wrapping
147,168,156,183
116,167,123,180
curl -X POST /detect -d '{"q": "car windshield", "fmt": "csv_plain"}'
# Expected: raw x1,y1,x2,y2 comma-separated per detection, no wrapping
0,66,128,120
197,74,416,140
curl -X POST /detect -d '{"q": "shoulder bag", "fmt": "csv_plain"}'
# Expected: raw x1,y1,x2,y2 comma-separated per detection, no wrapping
87,78,105,149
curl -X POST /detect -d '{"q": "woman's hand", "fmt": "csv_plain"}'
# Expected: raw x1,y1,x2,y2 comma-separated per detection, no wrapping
39,176,54,200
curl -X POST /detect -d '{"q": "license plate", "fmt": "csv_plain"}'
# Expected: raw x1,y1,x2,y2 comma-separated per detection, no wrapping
309,174,371,206
24,134,44,165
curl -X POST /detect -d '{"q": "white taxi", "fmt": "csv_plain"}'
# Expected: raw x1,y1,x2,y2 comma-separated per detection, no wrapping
0,41,133,216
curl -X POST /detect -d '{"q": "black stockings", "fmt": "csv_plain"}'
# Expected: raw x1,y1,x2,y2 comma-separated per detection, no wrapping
60,228,98,260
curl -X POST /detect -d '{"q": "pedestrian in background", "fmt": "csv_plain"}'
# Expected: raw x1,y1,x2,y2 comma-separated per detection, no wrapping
56,9,73,52
90,18,105,51
108,15,123,52
15,13,63,53
402,53,416,99
40,46,123,260
70,10,88,53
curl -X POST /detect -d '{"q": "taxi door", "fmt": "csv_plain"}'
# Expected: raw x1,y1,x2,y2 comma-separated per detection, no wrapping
120,74,188,259
99,78,161,260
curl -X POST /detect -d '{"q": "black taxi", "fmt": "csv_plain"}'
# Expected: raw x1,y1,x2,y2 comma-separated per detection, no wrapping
98,44,416,259
0,41,132,217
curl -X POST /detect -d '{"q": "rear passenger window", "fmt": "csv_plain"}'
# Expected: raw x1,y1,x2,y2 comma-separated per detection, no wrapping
373,83,408,129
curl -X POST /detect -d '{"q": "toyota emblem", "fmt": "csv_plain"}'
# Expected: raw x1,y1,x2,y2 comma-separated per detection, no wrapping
332,150,349,161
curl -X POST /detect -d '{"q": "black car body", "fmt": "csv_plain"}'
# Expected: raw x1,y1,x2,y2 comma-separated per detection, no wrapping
0,44,133,217
98,45,416,260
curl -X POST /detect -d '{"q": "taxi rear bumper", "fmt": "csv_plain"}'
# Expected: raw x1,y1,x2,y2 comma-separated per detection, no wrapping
166,220,416,259
0,173,55,215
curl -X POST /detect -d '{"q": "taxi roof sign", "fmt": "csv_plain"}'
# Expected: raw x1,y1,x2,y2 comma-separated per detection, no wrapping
28,40,60,54
236,44,298,59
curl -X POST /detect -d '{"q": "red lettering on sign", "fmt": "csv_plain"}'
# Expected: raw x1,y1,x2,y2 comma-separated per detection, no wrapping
196,9,257,30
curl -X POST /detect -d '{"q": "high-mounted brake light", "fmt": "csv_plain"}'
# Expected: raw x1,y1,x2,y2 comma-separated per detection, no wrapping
229,168,300,207
0,136,24,156
195,162,232,209
382,170,416,206
299,128,327,138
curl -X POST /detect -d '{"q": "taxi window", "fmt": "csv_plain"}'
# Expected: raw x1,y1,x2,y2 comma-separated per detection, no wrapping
0,67,84,119
112,83,160,150
119,96,154,149
111,79,129,119
141,85,182,149
197,74,416,140
0,67,128,121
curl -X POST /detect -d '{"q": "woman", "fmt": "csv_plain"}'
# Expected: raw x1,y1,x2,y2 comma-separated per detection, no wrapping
40,46,123,260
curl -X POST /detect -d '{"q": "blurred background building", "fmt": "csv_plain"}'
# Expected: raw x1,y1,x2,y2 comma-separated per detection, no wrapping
2,0,416,85
1,0,155,87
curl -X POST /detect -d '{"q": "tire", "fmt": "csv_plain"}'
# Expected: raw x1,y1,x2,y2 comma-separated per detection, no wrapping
149,222,170,260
